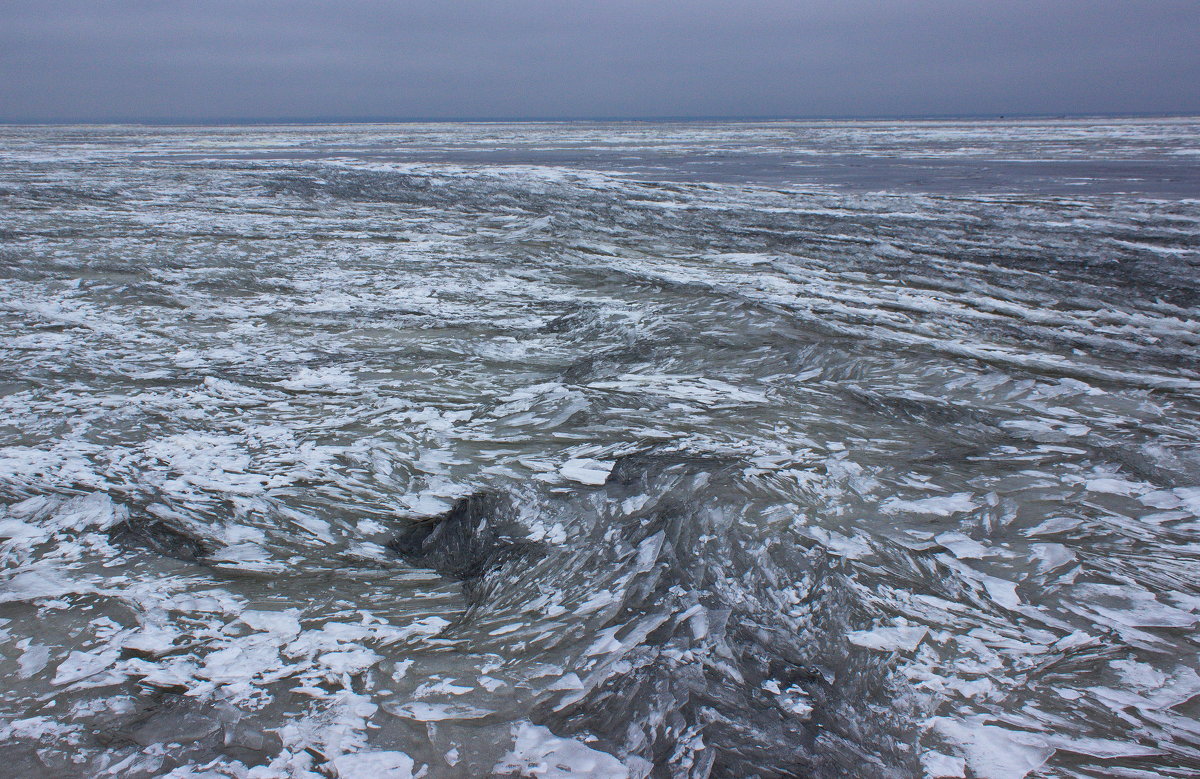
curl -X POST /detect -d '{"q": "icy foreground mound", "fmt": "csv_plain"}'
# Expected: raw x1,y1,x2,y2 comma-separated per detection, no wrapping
1,119,1199,777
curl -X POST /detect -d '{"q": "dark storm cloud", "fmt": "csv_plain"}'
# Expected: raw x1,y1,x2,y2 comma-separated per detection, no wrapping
1,0,1197,121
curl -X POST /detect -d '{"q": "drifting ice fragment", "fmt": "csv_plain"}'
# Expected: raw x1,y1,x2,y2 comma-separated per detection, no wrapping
882,493,977,515
560,458,615,485
1047,735,1164,759
494,722,630,778
847,625,928,652
921,751,967,778
385,702,494,721
51,649,120,686
930,718,1053,779
331,750,416,779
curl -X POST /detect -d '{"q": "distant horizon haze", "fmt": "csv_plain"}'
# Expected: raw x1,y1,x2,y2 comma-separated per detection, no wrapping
4,111,1200,127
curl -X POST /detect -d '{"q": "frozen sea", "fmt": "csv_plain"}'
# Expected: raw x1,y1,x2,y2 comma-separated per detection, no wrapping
1,117,1199,778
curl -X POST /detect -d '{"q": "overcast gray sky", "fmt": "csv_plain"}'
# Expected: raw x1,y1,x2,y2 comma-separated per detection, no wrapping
1,0,1197,121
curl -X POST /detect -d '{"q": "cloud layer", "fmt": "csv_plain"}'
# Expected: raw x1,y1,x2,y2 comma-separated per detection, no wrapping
2,0,1197,121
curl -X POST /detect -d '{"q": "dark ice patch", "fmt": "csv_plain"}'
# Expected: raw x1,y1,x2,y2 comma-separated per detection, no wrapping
604,449,739,487
387,491,539,580
507,453,921,778
91,694,280,776
110,519,212,562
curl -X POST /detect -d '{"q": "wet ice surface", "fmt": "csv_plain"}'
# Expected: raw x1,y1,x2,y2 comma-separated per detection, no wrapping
0,118,1199,778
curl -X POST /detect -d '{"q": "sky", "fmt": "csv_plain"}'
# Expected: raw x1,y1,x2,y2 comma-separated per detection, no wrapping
1,0,1198,122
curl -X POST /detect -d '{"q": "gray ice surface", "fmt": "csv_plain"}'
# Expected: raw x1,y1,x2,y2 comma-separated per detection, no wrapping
0,117,1199,778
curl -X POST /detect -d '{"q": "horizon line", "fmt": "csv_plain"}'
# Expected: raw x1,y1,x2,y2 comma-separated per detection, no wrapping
2,110,1198,127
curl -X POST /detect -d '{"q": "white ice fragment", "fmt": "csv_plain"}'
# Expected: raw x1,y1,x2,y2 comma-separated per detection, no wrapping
1000,420,1091,439
417,679,473,695
1137,489,1183,509
576,590,616,615
921,751,966,777
1072,583,1199,628
1154,667,1200,708
320,649,382,675
479,675,506,692
945,677,996,699
544,522,567,544
929,718,1053,779
17,643,51,678
1,570,87,603
291,514,335,542
207,542,286,574
1171,486,1200,515
48,493,123,532
277,366,357,392
239,609,303,640
1110,658,1168,689
495,722,630,778
1031,543,1074,573
882,493,976,516
587,373,767,406
386,702,493,721
686,607,709,641
981,577,1021,609
122,625,179,657
0,519,42,542
847,625,928,652
382,615,451,643
404,493,454,515
7,496,52,518
1046,735,1164,759
804,526,871,559
560,458,614,486
583,613,669,660
582,626,623,656
935,532,990,559
331,750,415,779
1024,516,1082,537
547,673,585,691
52,649,120,686
938,555,1022,608
775,684,813,718
5,716,72,741
714,252,773,265
1084,478,1144,496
